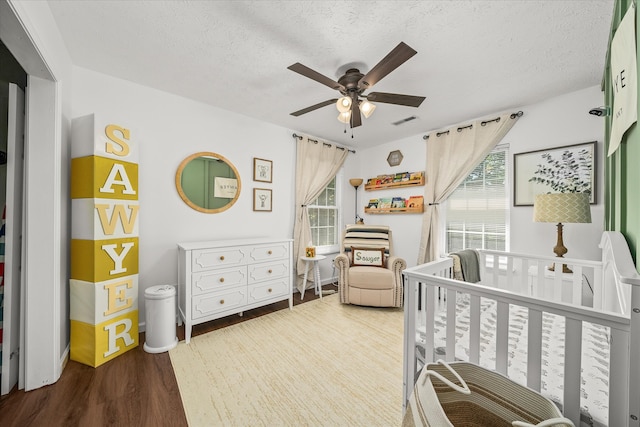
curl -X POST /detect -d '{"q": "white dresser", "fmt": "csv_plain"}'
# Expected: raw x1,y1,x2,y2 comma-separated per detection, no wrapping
177,237,293,343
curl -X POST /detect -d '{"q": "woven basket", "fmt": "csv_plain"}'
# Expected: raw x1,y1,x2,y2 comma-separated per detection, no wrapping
403,360,575,427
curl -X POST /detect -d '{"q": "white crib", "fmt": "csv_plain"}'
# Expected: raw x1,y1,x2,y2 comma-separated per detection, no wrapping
403,231,640,427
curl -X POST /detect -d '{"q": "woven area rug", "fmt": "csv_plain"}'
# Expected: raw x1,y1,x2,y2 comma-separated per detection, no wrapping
169,294,404,426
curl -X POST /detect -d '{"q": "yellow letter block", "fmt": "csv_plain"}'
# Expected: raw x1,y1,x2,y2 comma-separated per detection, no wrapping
71,156,138,200
71,238,139,283
70,310,139,367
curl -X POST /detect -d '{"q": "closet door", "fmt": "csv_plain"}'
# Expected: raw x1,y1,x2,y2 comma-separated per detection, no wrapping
1,83,24,395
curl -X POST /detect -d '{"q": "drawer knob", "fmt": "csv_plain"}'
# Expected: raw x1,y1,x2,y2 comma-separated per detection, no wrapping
219,255,225,261
219,277,225,283
220,299,225,305
268,269,273,274
268,288,273,293
268,250,272,255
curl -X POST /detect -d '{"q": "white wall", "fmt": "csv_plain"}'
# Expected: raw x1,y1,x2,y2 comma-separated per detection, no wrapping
357,136,426,266
505,86,605,261
71,66,298,323
357,85,605,266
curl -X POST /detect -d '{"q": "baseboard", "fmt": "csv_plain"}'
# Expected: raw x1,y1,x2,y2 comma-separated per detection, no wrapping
321,277,338,287
59,343,70,376
294,276,337,293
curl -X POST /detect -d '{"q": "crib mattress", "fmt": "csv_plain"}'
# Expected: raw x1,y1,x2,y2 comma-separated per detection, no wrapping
417,295,609,427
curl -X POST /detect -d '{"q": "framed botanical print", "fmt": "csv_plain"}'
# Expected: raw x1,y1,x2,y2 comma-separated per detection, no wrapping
253,188,272,212
253,158,273,183
513,141,596,206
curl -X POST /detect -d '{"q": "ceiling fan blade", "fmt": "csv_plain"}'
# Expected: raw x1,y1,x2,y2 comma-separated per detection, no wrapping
350,99,362,128
366,92,425,107
288,63,346,91
358,42,417,89
290,99,338,117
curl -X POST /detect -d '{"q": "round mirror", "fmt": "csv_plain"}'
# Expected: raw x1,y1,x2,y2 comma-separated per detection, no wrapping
175,152,241,213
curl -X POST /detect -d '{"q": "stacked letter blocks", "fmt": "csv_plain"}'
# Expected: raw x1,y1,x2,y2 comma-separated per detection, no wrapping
70,114,139,367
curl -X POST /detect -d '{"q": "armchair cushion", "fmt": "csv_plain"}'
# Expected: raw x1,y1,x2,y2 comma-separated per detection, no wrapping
348,266,394,290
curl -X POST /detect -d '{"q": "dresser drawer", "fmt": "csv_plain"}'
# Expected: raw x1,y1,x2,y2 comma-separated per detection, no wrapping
247,260,289,284
248,278,290,303
192,266,247,296
192,288,248,319
192,247,247,271
248,242,289,263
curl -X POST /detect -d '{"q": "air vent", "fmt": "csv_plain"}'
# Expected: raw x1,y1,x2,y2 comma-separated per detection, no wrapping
392,115,418,126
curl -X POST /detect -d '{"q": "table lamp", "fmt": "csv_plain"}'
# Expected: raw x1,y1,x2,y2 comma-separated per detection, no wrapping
533,192,591,273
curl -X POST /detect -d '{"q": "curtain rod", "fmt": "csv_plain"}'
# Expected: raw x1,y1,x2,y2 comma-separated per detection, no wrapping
292,133,356,154
422,110,524,140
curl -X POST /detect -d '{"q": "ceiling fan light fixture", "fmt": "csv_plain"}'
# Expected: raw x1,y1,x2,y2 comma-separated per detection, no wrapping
360,100,376,118
336,96,352,113
337,111,352,123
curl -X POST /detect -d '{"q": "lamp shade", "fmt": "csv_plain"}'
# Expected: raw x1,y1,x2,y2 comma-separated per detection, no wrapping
336,97,352,113
349,178,363,188
337,111,351,123
360,100,376,118
533,193,591,224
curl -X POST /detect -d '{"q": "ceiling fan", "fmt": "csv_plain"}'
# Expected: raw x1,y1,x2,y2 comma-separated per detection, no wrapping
287,42,425,129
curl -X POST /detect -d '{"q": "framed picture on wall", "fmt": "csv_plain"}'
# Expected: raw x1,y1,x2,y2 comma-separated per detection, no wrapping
253,188,272,212
253,158,273,183
513,141,596,206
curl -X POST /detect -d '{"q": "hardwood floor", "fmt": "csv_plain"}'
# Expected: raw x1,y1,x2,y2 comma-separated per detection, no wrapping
0,286,330,427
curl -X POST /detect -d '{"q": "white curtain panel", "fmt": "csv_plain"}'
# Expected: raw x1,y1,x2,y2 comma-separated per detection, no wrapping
292,136,348,291
417,112,521,263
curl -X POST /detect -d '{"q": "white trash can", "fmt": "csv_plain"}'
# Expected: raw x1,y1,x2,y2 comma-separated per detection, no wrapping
143,285,179,353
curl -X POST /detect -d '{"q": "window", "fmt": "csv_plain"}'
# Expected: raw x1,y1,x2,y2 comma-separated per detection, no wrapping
308,175,341,254
446,147,509,253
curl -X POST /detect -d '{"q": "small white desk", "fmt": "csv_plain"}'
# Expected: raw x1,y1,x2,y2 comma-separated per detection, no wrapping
300,255,326,300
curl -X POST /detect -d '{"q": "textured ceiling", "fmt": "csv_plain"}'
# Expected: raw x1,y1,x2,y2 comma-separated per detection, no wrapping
47,0,614,149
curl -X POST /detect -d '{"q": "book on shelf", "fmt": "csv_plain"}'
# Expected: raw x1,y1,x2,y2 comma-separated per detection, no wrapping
378,197,392,209
391,197,406,208
380,175,394,184
366,198,379,208
409,171,423,181
406,195,424,208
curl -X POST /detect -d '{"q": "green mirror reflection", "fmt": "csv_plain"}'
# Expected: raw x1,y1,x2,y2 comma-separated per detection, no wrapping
175,152,241,213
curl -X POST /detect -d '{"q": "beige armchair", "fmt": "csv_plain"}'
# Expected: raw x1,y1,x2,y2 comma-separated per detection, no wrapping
333,224,406,308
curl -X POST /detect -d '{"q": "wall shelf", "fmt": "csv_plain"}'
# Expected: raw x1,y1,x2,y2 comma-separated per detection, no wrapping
364,206,424,214
364,172,425,191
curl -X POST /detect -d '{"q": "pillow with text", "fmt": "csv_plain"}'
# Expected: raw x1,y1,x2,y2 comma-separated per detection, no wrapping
351,247,385,268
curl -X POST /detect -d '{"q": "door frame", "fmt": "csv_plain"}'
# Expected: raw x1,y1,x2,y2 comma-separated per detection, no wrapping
0,0,68,390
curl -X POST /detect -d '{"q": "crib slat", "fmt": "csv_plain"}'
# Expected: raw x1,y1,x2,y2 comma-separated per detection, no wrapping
521,259,530,295
571,265,583,305
402,276,419,410
424,285,436,364
536,263,546,298
469,294,481,364
493,255,500,288
593,267,603,310
495,301,509,374
563,318,582,425
609,326,630,427
445,288,456,361
506,256,514,290
552,267,563,302
526,308,542,392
